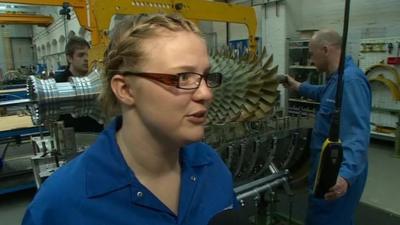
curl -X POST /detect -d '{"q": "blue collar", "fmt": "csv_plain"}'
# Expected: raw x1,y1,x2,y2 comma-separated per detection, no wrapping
84,116,213,198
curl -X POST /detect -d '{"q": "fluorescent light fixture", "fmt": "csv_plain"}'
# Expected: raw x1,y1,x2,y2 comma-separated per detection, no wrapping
0,6,7,10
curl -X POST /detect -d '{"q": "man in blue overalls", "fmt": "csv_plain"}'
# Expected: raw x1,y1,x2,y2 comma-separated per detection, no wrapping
283,29,371,225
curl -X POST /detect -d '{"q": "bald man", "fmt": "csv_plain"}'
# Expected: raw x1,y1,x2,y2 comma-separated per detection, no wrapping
283,29,371,225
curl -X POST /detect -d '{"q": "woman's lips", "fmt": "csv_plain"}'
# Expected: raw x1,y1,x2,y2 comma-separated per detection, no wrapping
187,110,207,124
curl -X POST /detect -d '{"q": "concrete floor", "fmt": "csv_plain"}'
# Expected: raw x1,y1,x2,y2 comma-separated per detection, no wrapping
362,140,400,215
0,188,35,225
0,139,399,225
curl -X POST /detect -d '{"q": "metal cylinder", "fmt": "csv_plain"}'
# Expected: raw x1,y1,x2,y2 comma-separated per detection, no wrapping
26,69,103,125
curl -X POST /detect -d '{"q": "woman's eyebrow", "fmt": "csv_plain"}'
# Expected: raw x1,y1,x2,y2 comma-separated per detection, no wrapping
170,65,212,74
203,66,212,74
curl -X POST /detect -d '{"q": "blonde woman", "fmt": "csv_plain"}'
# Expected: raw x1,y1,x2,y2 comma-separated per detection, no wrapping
23,14,236,225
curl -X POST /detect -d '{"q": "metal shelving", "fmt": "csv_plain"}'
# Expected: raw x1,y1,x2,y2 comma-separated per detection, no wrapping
287,39,324,116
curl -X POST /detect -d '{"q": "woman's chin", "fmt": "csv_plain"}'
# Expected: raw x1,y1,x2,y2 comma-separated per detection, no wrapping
182,128,205,144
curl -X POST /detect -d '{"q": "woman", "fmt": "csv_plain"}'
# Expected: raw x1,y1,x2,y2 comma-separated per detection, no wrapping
22,14,236,225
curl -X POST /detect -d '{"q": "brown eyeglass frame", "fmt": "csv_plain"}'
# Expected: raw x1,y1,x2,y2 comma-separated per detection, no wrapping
119,71,222,90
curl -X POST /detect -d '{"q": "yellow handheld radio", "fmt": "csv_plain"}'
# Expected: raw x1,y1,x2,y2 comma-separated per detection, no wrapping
313,112,344,198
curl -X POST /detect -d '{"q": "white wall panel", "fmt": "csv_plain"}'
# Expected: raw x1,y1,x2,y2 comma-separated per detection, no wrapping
298,0,400,60
0,25,33,71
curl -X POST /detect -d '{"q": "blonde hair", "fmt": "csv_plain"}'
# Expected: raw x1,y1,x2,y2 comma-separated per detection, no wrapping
99,14,203,118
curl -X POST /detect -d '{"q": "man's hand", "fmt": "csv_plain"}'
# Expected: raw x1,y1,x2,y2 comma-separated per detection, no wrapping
277,74,301,92
324,176,349,201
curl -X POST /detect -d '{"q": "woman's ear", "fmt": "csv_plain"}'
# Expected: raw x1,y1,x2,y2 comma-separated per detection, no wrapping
110,75,135,106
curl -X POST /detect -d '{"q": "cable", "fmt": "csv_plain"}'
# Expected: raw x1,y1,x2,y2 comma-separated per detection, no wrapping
330,0,351,141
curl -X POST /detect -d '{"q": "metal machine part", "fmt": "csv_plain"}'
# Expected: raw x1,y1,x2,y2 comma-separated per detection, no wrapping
232,165,295,225
26,69,103,125
206,116,313,185
30,121,79,188
208,47,279,123
235,168,291,201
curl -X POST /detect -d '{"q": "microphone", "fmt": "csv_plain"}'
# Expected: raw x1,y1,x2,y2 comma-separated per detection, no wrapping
208,209,252,225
